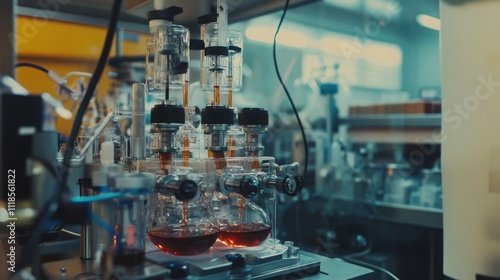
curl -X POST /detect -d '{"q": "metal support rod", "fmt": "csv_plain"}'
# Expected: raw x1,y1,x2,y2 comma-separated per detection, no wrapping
79,178,93,260
0,0,16,78
116,28,124,57
131,83,146,159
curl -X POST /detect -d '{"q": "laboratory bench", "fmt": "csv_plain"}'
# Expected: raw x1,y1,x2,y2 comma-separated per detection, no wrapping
24,232,374,279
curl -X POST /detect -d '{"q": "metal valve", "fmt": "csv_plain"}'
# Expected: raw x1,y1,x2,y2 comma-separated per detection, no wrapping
218,174,260,198
156,174,198,201
265,174,303,196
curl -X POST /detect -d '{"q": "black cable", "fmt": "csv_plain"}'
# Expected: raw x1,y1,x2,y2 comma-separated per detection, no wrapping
15,62,75,95
273,0,308,182
15,0,123,275
273,0,308,248
62,0,123,188
15,62,49,73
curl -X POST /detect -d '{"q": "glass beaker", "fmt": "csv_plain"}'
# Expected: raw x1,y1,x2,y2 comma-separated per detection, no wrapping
92,173,155,277
146,167,219,255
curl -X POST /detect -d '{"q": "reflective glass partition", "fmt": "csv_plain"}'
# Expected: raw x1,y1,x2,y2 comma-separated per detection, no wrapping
227,1,442,279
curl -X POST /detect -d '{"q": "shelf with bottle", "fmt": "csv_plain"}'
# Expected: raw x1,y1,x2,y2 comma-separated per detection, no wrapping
338,114,442,144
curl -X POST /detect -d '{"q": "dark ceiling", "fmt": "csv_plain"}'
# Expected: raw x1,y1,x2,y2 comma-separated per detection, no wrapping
17,0,439,30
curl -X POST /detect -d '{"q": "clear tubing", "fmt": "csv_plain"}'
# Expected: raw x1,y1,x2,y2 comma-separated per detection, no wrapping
270,189,277,249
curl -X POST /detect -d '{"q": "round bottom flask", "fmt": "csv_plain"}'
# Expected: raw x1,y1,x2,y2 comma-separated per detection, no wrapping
147,172,219,255
218,193,271,247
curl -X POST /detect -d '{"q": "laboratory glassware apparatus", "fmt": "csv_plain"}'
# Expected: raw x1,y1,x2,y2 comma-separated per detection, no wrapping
193,0,305,249
145,5,189,173
144,4,223,256
79,1,308,277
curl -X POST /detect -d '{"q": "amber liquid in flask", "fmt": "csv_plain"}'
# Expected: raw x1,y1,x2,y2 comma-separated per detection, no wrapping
218,223,271,247
147,226,219,255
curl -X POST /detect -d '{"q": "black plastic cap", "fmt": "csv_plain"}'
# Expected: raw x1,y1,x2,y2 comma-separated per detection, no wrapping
238,108,269,126
147,6,183,21
190,39,205,50
205,46,229,57
175,180,198,201
151,104,185,124
197,13,218,25
226,254,246,268
163,262,189,279
108,55,148,68
229,45,242,54
201,106,235,125
240,176,260,198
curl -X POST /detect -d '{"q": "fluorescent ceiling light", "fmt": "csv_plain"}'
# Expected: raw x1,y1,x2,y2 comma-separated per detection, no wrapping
416,14,441,31
245,26,308,48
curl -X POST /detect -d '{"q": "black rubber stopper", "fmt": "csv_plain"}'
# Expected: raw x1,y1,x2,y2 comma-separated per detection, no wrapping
151,104,185,124
229,45,242,54
201,106,235,125
238,108,269,126
175,180,198,201
163,262,189,279
205,46,229,56
147,6,183,21
197,13,218,25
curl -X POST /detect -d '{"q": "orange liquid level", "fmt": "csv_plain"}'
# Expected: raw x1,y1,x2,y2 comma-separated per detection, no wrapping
227,89,233,107
227,137,236,157
249,152,260,169
213,151,227,170
159,152,172,173
148,227,219,256
219,223,271,247
183,80,189,107
214,86,220,105
182,137,189,167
